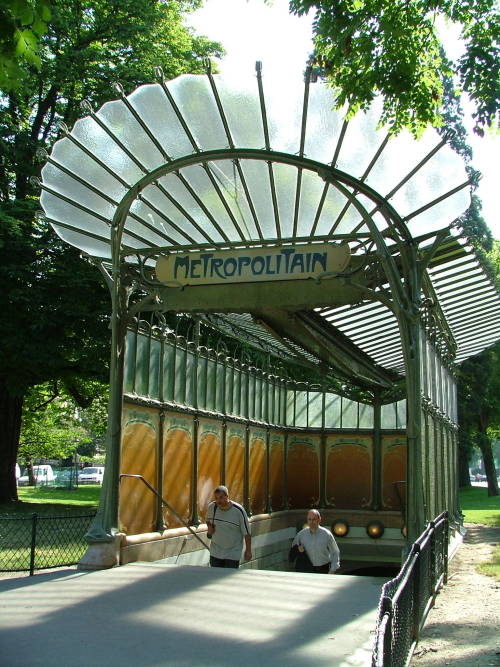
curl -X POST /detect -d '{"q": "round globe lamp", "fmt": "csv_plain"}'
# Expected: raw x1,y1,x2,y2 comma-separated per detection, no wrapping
366,521,385,539
332,520,350,537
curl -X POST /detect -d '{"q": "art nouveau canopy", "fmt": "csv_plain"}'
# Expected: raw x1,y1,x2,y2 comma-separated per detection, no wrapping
38,64,499,388
37,64,500,549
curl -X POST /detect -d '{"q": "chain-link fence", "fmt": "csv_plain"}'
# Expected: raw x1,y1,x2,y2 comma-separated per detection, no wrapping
372,512,449,667
0,512,96,576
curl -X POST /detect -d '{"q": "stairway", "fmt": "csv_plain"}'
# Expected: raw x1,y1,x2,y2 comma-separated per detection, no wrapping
0,562,383,666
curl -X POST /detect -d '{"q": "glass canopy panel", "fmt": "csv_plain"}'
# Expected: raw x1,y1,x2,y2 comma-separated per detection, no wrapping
335,98,388,177
341,398,358,428
40,191,110,239
167,75,228,152
154,170,226,245
366,128,437,195
123,208,183,247
96,99,165,171
317,183,366,236
304,86,348,164
272,163,296,238
41,163,116,221
71,115,144,185
50,137,127,199
324,393,341,427
359,403,374,428
214,75,264,149
236,159,279,239
344,193,390,235
440,286,492,308
296,170,327,235
203,159,261,240
391,145,470,236
140,179,210,246
49,223,111,259
308,392,323,427
127,83,195,160
258,75,304,156
120,230,158,252
178,163,249,242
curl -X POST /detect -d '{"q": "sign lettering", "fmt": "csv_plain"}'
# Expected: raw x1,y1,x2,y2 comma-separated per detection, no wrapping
155,243,350,286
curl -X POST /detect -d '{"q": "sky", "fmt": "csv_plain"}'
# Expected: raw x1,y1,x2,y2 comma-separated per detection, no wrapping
188,0,499,241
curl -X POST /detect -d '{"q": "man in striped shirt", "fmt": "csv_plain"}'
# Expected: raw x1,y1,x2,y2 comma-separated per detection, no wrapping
206,485,252,568
292,509,340,573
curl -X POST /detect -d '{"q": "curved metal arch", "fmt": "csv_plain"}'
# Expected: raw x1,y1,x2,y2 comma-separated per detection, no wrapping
110,148,413,252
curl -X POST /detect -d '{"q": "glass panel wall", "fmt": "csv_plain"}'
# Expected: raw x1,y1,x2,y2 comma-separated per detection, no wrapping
125,327,388,429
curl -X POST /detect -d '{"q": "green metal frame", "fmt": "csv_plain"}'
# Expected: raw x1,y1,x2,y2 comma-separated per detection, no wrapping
80,141,461,547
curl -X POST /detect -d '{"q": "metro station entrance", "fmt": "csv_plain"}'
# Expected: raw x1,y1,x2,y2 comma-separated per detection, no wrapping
39,63,500,569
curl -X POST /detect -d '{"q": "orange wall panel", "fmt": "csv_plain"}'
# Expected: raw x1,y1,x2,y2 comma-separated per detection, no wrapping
249,428,266,515
197,418,222,522
287,434,320,509
326,434,372,509
382,436,407,510
119,405,158,535
162,413,194,529
269,432,285,511
225,423,245,505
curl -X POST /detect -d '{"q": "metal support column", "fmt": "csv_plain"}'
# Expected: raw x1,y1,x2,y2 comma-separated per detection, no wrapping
85,262,129,543
372,393,382,510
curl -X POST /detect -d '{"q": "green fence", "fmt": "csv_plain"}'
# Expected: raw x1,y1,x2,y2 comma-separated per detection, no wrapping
372,512,449,667
0,512,96,575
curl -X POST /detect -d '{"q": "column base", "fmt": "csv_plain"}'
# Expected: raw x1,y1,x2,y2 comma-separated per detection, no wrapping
77,533,125,570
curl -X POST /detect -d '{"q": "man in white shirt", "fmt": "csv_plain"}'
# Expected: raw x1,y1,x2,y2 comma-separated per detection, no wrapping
206,485,252,568
292,509,340,573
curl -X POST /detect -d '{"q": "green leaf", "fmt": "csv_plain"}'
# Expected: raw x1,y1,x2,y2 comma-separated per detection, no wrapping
19,8,34,26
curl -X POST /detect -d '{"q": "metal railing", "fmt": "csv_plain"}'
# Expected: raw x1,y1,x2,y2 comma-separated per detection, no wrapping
0,512,96,576
372,512,449,667
119,474,210,551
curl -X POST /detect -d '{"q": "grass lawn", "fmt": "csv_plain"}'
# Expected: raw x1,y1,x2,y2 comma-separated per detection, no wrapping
459,486,500,527
478,544,500,582
0,486,100,572
459,486,500,581
0,485,101,517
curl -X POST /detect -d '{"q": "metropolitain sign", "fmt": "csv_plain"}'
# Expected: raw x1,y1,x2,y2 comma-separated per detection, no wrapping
155,243,350,286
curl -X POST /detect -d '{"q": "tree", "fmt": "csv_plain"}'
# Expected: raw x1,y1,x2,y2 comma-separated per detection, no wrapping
0,0,223,503
457,339,500,496
290,0,500,136
19,383,92,480
0,0,51,91
435,70,498,491
74,381,109,461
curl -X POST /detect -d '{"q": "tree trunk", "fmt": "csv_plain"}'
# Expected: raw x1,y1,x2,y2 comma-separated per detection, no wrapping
458,444,472,488
0,380,24,503
477,431,499,497
26,459,35,486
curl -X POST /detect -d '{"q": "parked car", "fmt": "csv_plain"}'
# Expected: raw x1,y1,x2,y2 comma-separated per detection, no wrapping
18,464,55,486
78,466,105,484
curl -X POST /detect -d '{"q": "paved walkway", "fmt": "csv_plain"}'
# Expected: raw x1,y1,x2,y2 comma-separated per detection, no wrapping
0,563,384,666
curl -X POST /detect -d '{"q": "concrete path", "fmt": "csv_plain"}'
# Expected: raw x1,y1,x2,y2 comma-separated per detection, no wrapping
0,563,383,667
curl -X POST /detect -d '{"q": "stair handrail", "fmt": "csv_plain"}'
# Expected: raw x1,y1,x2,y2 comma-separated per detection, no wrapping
119,473,210,551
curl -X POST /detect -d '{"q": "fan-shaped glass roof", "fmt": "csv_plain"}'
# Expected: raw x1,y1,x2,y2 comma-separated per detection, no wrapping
39,67,500,379
40,69,470,257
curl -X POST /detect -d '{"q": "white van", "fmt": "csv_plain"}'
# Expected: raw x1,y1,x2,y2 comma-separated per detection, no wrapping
18,465,55,486
78,466,105,484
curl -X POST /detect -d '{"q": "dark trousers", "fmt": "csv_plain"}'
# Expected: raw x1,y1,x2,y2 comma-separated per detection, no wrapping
210,555,239,568
312,563,330,574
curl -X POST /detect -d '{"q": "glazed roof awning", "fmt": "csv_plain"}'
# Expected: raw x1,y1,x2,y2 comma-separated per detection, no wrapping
38,65,500,380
